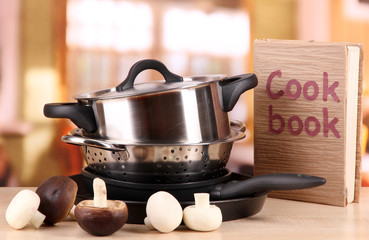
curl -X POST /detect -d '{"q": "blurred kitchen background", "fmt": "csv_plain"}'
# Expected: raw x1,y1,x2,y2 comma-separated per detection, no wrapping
1,0,369,187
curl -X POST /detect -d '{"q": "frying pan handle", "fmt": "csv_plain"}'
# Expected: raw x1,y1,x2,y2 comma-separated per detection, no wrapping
211,173,326,200
116,59,183,92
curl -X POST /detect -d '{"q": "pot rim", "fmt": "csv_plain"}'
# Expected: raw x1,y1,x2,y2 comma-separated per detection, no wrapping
75,74,227,101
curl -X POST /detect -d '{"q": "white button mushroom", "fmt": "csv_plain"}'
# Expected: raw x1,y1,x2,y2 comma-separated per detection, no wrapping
183,193,222,231
5,189,46,229
145,191,182,233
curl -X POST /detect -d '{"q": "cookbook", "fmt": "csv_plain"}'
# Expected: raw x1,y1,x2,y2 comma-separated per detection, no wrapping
253,39,363,206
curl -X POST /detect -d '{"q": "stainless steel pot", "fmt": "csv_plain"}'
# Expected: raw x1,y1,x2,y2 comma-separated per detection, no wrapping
44,59,257,144
62,120,246,183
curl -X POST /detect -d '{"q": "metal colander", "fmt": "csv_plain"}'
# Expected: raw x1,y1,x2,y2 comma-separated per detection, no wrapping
63,120,246,184
82,143,233,183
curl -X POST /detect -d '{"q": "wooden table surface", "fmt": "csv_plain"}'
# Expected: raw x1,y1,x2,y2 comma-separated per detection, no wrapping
0,187,368,240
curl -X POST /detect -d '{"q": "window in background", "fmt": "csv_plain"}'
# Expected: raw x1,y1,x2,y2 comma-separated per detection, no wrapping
162,6,249,76
66,0,153,98
66,0,250,100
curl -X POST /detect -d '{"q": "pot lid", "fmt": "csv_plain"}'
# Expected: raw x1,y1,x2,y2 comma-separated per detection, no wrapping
75,74,226,101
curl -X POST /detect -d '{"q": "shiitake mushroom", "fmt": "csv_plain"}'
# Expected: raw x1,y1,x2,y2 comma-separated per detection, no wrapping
74,178,128,236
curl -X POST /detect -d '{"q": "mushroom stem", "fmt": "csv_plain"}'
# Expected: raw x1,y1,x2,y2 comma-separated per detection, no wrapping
195,193,210,208
93,178,108,208
66,205,76,221
144,217,155,230
30,210,46,228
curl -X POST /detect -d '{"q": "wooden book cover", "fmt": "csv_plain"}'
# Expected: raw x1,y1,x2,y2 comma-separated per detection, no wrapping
253,39,363,207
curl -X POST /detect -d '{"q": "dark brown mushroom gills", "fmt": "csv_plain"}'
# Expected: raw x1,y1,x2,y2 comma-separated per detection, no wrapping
75,200,128,236
36,175,78,225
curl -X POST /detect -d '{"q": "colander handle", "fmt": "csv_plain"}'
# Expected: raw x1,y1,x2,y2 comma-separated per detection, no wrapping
62,129,126,151
230,120,246,133
116,59,183,92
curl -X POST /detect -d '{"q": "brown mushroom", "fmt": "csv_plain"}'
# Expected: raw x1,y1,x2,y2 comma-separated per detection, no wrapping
35,175,78,225
74,178,128,236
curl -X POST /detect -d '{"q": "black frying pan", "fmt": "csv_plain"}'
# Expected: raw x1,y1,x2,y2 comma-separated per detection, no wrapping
70,167,325,224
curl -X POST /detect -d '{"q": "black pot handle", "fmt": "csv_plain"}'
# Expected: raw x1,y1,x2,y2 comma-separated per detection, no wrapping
221,73,258,112
116,59,183,92
44,103,97,133
211,173,326,200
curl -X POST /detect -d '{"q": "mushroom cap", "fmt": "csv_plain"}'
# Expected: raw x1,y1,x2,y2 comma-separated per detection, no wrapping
146,191,182,233
75,200,128,236
5,190,41,229
36,175,78,225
